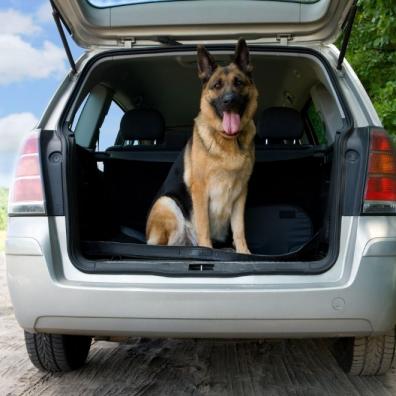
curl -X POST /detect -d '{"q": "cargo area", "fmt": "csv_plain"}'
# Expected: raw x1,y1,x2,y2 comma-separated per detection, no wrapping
64,49,346,267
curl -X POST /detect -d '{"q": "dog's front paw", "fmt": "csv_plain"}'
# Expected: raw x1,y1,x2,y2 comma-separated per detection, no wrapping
236,247,251,255
198,240,213,249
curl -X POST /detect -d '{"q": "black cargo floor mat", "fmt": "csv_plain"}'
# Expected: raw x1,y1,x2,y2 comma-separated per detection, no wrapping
81,231,326,263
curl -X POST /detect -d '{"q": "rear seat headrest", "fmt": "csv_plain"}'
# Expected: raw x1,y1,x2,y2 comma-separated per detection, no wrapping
120,109,165,142
257,107,304,140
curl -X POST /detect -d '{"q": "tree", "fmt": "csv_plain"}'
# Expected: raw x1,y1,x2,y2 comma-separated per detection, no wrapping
345,0,396,134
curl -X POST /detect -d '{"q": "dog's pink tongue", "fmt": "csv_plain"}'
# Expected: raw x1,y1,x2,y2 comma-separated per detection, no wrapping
222,112,240,135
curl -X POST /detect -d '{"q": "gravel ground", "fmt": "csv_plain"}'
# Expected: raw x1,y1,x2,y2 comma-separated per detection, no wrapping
1,253,396,396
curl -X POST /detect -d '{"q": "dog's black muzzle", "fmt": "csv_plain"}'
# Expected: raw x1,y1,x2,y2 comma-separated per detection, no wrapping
211,92,248,118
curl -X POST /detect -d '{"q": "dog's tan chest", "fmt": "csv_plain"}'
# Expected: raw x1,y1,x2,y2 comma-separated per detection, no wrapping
186,128,254,242
208,169,245,241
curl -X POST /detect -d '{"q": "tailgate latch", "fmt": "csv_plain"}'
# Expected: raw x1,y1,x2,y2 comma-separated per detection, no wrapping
189,264,215,272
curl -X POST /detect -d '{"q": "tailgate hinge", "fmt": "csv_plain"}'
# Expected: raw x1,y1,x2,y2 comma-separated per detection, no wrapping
276,34,294,45
120,39,136,48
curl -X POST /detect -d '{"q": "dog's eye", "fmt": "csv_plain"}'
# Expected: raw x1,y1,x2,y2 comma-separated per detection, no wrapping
213,80,223,90
234,78,244,87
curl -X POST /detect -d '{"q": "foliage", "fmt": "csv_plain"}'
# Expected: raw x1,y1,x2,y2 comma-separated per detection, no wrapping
345,0,396,134
307,103,327,144
0,188,8,231
0,231,5,252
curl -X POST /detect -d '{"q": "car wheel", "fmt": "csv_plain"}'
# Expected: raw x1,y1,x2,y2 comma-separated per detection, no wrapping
333,329,396,376
24,331,92,372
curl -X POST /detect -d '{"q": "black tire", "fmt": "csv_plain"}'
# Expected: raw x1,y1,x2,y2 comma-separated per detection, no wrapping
24,331,92,373
333,329,396,376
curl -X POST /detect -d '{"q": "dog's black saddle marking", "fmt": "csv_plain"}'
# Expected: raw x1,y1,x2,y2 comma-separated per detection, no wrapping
154,141,193,219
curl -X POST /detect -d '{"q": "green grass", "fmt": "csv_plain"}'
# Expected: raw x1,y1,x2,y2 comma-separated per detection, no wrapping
0,230,5,252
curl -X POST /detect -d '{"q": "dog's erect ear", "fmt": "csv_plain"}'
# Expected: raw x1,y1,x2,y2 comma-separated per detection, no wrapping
234,38,253,76
197,45,217,82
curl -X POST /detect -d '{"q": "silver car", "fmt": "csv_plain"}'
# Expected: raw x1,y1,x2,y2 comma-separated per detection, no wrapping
6,0,396,376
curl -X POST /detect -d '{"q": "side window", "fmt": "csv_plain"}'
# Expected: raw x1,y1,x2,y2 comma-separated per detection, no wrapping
306,101,327,145
70,85,111,148
70,94,89,132
97,101,124,151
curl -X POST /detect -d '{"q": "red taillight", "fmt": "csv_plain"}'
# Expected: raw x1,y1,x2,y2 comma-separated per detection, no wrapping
370,132,393,151
368,152,396,174
365,177,396,201
363,129,396,213
15,155,41,177
8,131,45,215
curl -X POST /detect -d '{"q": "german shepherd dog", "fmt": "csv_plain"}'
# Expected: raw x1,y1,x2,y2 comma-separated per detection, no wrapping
146,39,258,253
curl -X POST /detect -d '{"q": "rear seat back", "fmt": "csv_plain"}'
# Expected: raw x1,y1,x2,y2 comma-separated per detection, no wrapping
249,106,331,239
257,106,304,146
104,108,172,233
163,129,191,150
106,108,165,153
105,109,191,164
255,106,328,162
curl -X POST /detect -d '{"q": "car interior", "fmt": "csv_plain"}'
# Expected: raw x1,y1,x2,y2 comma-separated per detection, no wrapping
67,52,344,261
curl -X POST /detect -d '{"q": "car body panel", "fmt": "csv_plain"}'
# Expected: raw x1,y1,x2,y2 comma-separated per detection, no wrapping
52,0,354,48
6,216,396,336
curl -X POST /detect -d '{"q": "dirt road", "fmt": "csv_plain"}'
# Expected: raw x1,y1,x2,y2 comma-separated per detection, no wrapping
1,253,396,395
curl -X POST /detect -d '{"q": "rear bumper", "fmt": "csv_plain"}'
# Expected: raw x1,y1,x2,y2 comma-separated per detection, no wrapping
5,216,396,337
